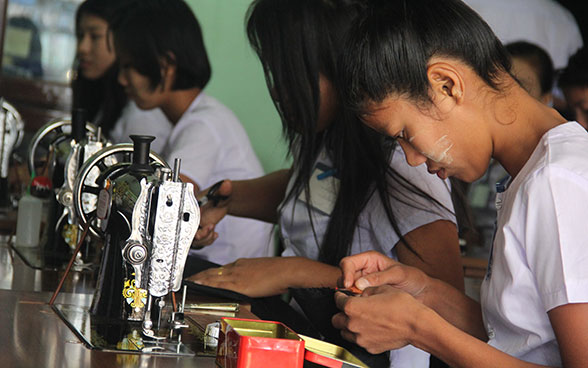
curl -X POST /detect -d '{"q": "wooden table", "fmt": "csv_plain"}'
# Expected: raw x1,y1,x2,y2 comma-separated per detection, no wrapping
0,239,256,367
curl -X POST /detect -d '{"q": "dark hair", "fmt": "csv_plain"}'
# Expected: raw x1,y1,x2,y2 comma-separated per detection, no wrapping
247,0,451,265
73,0,128,135
558,47,588,89
111,0,211,91
506,41,554,96
340,0,512,115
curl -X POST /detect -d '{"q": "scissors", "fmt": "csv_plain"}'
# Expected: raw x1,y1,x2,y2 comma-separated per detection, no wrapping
198,180,230,207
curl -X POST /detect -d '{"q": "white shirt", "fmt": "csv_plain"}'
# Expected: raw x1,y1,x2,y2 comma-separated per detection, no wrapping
109,101,172,154
463,0,583,70
280,145,456,368
481,122,588,366
160,92,273,265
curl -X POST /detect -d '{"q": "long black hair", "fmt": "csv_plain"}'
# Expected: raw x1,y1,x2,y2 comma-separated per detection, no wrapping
72,0,128,136
247,0,451,265
340,0,512,114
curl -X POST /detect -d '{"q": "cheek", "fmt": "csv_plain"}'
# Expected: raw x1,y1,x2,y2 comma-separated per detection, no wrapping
416,135,455,164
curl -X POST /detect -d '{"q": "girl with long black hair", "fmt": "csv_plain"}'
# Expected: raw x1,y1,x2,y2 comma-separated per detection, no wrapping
190,1,464,365
333,0,588,366
73,0,171,152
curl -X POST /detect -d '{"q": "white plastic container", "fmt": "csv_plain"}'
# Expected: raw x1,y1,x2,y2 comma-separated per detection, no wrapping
15,194,43,247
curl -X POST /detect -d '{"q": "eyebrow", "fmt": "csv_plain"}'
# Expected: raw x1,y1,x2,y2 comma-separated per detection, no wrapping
81,25,106,33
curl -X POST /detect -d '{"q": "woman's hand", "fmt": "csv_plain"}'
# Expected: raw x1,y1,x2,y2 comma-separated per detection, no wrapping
338,250,432,303
192,180,233,247
186,257,295,298
332,284,429,354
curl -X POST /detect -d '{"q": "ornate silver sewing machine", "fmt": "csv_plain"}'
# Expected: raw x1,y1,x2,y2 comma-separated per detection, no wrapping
53,135,200,356
0,98,25,208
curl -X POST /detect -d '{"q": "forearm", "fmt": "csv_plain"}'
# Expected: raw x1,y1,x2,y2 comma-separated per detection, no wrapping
228,169,291,223
413,308,547,368
424,277,487,341
286,257,342,289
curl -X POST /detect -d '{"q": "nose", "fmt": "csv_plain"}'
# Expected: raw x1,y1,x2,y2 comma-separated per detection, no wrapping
77,34,90,55
398,140,427,167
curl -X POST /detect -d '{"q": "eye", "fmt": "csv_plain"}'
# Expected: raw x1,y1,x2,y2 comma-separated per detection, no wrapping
90,33,104,41
395,130,405,139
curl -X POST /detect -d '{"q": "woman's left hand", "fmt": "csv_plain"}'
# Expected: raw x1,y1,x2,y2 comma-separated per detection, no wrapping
332,284,429,354
186,257,294,298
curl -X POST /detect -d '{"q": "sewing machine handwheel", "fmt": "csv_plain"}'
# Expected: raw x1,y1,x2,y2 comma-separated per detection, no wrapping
72,143,168,237
27,118,97,176
1,100,25,149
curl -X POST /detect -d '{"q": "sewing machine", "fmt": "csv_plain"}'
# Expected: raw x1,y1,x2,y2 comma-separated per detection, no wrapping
52,135,200,356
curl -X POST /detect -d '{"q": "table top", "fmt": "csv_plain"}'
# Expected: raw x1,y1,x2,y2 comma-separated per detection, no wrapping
0,236,256,368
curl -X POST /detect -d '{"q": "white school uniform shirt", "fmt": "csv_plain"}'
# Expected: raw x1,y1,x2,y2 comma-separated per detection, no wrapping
280,145,456,368
480,122,588,366
160,92,273,265
462,0,582,70
109,101,172,154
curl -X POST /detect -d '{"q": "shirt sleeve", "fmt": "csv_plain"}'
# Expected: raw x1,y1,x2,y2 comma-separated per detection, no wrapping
163,118,222,189
111,102,172,154
522,166,588,311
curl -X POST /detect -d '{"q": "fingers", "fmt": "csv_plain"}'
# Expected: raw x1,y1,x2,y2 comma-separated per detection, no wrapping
339,251,396,289
193,225,218,247
356,265,407,290
334,290,350,310
217,179,233,197
187,266,230,288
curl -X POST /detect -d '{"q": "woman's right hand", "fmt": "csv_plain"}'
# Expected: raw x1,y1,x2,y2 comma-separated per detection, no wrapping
193,180,233,247
338,250,432,302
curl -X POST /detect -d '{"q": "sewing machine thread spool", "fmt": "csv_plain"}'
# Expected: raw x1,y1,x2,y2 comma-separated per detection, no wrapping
129,135,155,174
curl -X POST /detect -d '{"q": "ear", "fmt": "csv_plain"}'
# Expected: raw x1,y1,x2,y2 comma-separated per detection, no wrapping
427,61,465,112
159,52,177,91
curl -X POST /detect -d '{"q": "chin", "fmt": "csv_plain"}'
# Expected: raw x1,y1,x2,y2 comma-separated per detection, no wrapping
134,101,155,111
81,69,100,81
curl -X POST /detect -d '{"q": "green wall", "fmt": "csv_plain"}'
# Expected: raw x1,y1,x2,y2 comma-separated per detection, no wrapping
185,0,290,174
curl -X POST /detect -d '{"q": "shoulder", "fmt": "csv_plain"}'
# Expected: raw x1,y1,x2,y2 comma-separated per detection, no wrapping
191,93,241,124
535,123,588,180
516,124,588,201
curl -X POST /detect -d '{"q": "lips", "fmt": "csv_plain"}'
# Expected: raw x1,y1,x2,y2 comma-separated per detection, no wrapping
428,167,448,179
79,60,91,70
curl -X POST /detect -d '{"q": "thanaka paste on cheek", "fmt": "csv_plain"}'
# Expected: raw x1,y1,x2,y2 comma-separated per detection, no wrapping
423,135,454,164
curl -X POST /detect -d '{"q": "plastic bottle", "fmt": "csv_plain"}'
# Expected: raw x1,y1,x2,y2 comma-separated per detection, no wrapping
15,176,51,247
15,193,43,247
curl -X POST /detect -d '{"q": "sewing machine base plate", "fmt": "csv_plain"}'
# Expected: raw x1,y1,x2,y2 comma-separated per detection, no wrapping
52,302,196,357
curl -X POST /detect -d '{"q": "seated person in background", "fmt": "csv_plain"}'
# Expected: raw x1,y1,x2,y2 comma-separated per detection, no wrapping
74,0,171,153
189,0,465,366
332,0,588,366
506,41,554,105
558,47,588,130
462,0,583,71
110,0,273,265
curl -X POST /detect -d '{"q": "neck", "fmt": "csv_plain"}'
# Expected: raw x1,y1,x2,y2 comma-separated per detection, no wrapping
491,85,566,178
160,88,202,124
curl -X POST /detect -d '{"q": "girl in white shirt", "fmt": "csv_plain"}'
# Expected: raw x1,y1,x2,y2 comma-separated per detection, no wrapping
74,0,170,153
110,0,272,265
189,0,466,366
332,0,588,367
